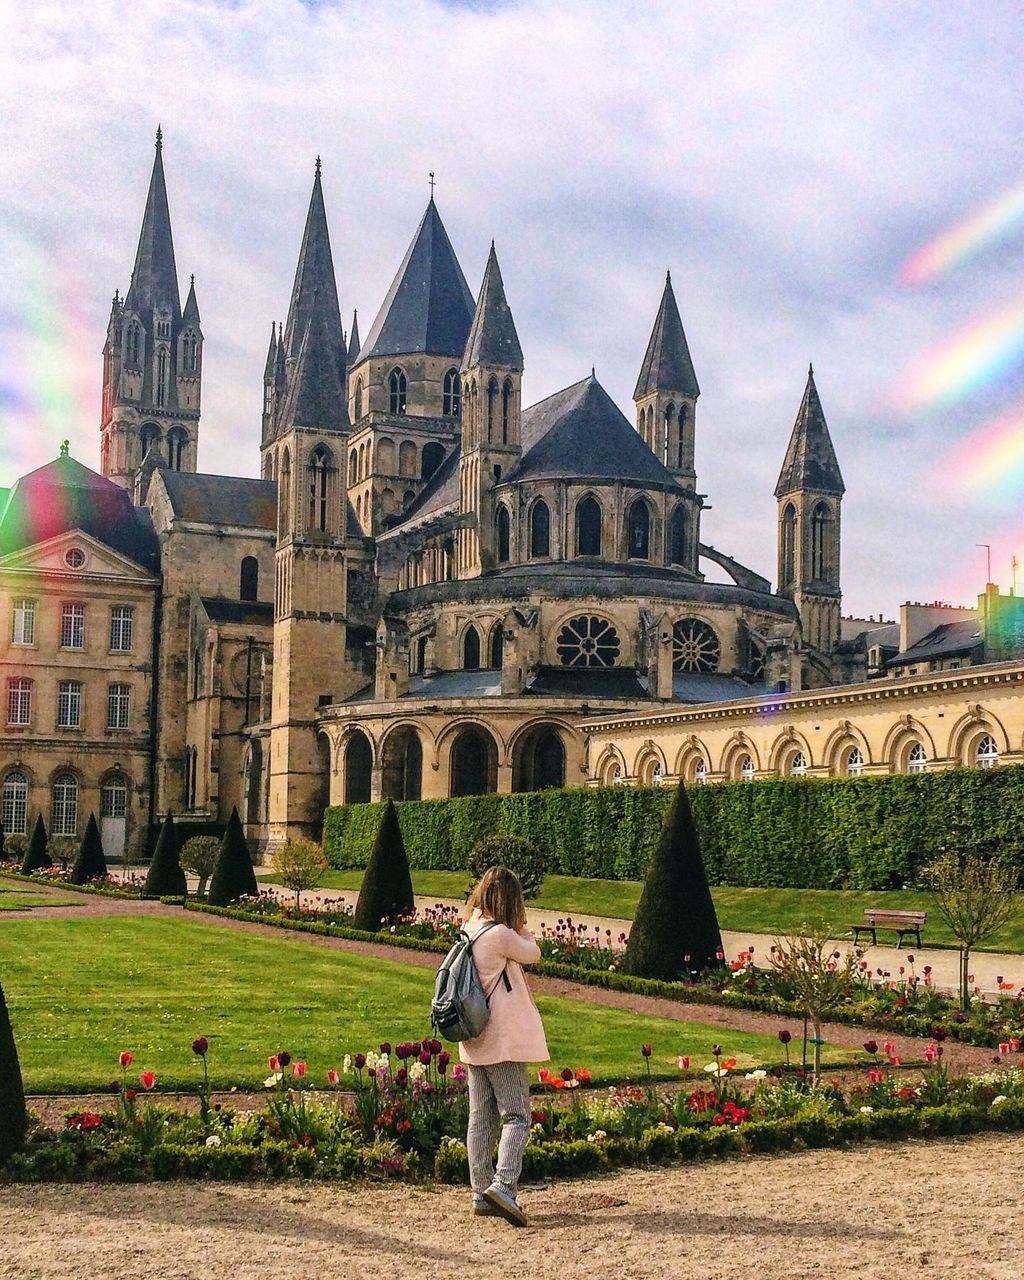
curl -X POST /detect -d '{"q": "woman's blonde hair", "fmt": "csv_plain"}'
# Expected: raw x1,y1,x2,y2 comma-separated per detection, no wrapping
466,865,526,932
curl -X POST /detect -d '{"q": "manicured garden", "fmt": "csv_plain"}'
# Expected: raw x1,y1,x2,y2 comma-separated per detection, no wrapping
0,877,78,912
0,915,833,1093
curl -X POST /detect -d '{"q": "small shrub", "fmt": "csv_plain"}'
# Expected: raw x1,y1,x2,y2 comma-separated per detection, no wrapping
3,834,28,863
45,837,77,869
271,839,328,908
468,835,547,899
180,837,221,898
207,808,258,907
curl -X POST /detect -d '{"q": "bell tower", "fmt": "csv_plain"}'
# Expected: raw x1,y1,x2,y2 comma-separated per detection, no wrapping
633,271,699,486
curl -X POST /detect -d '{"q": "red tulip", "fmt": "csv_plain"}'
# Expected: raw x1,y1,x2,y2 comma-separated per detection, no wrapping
119,1051,133,1069
292,1061,306,1078
326,1069,340,1086
139,1070,156,1089
268,1055,279,1072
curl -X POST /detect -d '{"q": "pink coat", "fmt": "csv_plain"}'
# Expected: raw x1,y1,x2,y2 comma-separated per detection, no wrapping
458,909,550,1066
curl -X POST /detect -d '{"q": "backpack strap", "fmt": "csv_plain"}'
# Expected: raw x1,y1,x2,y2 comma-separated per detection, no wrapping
466,921,512,1002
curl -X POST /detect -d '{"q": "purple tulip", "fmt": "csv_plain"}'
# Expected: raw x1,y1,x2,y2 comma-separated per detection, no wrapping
438,1051,450,1072
396,1042,412,1060
277,1051,291,1068
191,1037,208,1056
560,1066,574,1081
419,1050,431,1065
353,1052,366,1070
641,1043,652,1058
778,1030,792,1046
862,1039,878,1055
379,1042,392,1055
410,1041,422,1057
395,1067,408,1087
711,1044,721,1057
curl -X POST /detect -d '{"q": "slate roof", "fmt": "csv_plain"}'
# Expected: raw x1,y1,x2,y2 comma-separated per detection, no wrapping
463,244,523,371
347,310,361,364
886,620,983,667
524,666,649,699
775,366,845,497
634,272,699,400
672,673,770,703
159,471,278,530
404,670,503,698
389,446,461,528
200,598,274,626
505,375,684,488
281,164,345,368
277,298,347,433
357,200,475,362
0,455,160,572
123,130,181,319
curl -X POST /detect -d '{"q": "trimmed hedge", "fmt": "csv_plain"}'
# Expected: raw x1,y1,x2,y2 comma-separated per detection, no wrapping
323,766,1024,889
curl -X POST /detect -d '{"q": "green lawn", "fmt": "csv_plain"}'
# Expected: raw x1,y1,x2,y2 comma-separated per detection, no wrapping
0,915,854,1092
266,869,1024,952
0,877,77,912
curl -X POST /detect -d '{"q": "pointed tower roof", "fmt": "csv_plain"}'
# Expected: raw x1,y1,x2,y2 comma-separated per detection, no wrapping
463,243,523,371
347,310,361,364
124,127,181,318
357,199,474,363
634,272,699,401
282,159,345,372
775,365,845,497
506,374,683,488
263,323,278,380
182,274,201,327
277,297,347,433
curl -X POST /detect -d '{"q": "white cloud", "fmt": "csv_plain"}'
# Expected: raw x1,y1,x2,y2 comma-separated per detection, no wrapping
2,0,1024,614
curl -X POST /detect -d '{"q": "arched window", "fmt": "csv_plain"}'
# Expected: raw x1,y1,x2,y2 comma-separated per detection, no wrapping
193,648,202,699
811,502,831,580
781,503,797,586
627,499,651,559
156,346,168,407
502,378,513,443
189,747,198,807
52,772,78,837
308,446,330,532
126,324,142,368
348,449,358,486
669,506,688,566
140,422,161,459
787,751,807,777
463,626,481,670
240,556,259,602
575,495,602,557
740,755,754,782
676,406,688,468
412,634,428,674
101,777,127,819
354,378,364,420
496,505,511,563
530,500,550,558
443,369,461,417
662,403,675,464
2,770,28,835
422,441,445,479
487,378,499,440
389,368,407,414
167,428,187,471
844,746,864,777
490,624,504,669
279,449,292,532
907,741,928,774
671,619,720,672
974,734,1000,769
183,330,198,372
650,762,664,786
693,757,708,785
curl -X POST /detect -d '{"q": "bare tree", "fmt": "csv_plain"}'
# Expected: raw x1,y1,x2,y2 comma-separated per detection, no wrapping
769,924,861,1083
924,851,1019,1010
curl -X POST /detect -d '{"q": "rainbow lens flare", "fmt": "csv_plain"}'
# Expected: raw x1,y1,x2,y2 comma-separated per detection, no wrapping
930,404,1024,497
900,179,1024,286
898,299,1024,411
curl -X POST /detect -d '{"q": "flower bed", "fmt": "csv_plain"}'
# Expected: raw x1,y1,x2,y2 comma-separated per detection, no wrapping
182,899,1024,1050
0,864,141,899
5,1036,1024,1184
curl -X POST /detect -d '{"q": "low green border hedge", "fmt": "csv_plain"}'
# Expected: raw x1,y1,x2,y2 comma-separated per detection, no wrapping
0,871,137,900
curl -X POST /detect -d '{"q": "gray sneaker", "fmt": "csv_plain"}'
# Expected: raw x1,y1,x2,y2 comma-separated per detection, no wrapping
483,1184,528,1227
473,1199,502,1217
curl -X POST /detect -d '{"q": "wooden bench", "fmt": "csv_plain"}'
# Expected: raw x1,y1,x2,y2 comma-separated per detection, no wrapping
851,909,926,948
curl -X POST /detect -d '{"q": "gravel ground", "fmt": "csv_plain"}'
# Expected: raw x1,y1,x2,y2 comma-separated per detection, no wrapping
0,1133,1019,1280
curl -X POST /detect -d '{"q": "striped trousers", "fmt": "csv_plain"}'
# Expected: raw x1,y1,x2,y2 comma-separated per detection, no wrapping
466,1061,531,1198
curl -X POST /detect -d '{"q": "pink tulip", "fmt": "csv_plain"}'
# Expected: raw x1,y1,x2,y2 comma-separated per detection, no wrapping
882,1041,895,1056
326,1069,340,1086
923,1045,937,1063
677,1055,690,1070
292,1061,306,1078
268,1055,279,1071
999,1042,1010,1056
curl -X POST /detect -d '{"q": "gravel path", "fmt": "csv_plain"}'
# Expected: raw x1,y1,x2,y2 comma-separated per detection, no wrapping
1,1133,1020,1279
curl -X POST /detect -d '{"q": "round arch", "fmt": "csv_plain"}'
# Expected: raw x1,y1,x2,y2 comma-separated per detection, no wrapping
719,735,762,780
881,717,939,773
380,723,424,801
769,731,814,776
342,729,373,805
595,746,626,786
635,744,668,787
449,725,498,797
946,708,1011,765
822,722,873,776
511,723,567,792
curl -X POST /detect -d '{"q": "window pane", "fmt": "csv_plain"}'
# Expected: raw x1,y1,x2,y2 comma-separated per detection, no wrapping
52,774,78,837
13,600,36,645
110,606,134,651
7,679,32,725
58,680,82,728
101,780,127,818
107,683,130,730
2,771,28,835
61,603,85,648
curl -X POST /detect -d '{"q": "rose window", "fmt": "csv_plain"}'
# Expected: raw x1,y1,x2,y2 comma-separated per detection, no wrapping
556,615,621,667
671,619,720,673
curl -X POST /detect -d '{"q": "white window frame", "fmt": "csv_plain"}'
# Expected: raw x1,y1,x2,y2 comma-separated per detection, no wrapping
907,742,928,774
788,750,807,777
107,683,131,730
693,757,708,785
61,602,85,649
57,680,82,729
974,734,999,769
52,774,78,837
101,778,128,819
2,771,28,835
845,746,864,777
110,606,134,652
8,678,32,726
12,599,36,646
740,754,754,781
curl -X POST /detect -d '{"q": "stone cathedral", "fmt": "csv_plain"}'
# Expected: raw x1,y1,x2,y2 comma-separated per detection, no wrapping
1,135,865,856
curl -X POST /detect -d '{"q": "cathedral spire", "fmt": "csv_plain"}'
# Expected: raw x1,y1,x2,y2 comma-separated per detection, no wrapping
282,159,345,373
347,309,361,364
277,293,347,434
775,364,845,498
264,322,278,381
124,127,181,319
182,273,201,326
462,242,523,371
634,271,699,400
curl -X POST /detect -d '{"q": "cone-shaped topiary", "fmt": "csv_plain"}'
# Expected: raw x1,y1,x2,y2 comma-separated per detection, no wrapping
0,977,28,1165
70,812,107,885
207,807,257,906
621,780,723,981
354,799,414,931
0,824,5,860
20,814,49,875
142,812,186,898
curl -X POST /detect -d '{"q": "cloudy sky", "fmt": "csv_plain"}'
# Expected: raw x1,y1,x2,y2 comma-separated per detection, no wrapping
2,0,1024,618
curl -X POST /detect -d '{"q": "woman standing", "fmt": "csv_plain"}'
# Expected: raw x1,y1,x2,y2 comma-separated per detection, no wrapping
460,865,549,1227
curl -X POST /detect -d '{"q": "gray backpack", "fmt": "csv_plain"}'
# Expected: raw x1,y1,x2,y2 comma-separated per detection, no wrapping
431,923,511,1042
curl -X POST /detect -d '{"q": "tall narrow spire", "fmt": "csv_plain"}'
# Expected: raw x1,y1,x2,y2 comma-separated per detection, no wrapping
263,323,278,380
634,272,699,400
278,295,347,433
347,310,361,364
463,243,523,371
124,128,181,318
775,365,845,497
282,159,345,373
